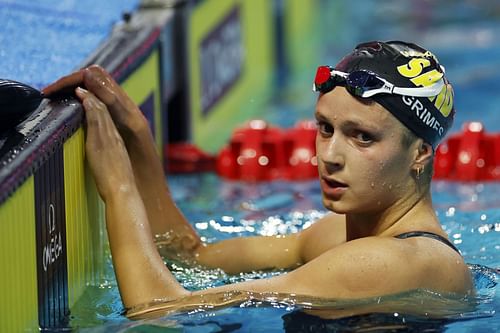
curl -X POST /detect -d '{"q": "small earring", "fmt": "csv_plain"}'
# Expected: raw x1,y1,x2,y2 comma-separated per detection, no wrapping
416,166,424,179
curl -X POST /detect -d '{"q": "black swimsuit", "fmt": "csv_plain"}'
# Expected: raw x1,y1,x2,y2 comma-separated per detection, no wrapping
395,231,461,254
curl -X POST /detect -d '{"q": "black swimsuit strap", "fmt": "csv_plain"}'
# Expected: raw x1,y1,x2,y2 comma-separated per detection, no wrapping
395,231,461,254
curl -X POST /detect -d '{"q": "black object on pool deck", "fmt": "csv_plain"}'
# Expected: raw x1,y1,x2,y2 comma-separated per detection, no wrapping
0,79,44,132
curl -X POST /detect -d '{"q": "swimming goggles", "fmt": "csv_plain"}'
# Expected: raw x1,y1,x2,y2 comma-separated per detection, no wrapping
313,66,444,98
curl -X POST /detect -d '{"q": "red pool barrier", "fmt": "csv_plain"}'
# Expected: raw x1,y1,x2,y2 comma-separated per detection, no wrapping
434,122,500,181
216,120,318,181
165,142,216,174
216,120,284,181
281,120,318,180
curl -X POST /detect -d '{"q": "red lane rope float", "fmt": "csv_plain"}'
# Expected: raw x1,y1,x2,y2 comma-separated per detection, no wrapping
282,120,318,180
434,122,500,181
166,120,500,182
164,142,216,174
216,119,284,181
216,119,318,181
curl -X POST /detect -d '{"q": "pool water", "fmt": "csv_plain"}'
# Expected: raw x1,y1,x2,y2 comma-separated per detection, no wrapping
70,176,499,332
0,0,140,88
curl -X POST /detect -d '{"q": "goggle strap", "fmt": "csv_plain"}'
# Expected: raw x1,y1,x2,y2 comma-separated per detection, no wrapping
391,79,445,97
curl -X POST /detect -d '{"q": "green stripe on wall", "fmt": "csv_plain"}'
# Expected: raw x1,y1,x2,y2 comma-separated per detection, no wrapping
0,177,38,332
121,48,163,156
285,0,320,76
189,0,275,153
64,128,105,307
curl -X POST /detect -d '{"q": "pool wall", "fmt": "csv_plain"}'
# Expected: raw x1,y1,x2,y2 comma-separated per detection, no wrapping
187,0,275,153
0,4,168,331
0,100,100,331
0,0,321,330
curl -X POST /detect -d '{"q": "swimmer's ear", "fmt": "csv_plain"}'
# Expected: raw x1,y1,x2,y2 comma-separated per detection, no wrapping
412,140,433,168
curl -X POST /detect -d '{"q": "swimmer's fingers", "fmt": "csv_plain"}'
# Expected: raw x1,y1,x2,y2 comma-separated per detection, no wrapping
42,64,115,97
76,87,135,199
82,65,146,135
75,87,117,137
81,65,121,105
42,70,85,96
44,65,145,135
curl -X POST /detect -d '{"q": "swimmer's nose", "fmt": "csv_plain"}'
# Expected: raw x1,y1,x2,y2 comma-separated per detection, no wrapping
318,136,345,172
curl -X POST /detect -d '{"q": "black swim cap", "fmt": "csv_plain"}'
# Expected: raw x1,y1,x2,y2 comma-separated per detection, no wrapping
334,41,455,148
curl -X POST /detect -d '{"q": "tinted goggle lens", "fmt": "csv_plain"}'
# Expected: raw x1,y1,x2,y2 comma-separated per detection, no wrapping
345,71,385,96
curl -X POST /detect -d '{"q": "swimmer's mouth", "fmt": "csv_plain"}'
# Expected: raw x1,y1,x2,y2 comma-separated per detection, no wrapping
322,177,348,188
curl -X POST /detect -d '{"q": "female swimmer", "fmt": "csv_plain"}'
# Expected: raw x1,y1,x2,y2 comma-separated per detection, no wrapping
43,40,473,314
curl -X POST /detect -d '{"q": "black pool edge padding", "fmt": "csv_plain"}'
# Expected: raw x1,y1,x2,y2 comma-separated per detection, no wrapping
0,98,83,206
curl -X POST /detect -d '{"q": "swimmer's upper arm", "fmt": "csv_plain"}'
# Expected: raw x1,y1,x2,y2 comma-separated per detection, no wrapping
192,237,421,299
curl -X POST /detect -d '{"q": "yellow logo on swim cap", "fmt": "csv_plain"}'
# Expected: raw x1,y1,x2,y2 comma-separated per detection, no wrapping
396,58,452,117
396,58,443,86
430,83,454,117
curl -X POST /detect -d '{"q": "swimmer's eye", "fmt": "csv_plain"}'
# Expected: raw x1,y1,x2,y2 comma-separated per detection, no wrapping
317,121,333,137
353,131,374,144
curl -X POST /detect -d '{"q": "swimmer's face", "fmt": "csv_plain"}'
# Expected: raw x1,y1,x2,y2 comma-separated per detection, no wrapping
315,87,417,214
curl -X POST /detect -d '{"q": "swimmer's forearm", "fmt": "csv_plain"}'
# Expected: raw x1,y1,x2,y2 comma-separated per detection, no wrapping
194,235,302,274
123,121,200,245
105,187,190,308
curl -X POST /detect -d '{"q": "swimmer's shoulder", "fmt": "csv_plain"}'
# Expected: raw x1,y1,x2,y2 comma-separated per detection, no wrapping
354,235,471,294
388,231,473,294
298,235,472,297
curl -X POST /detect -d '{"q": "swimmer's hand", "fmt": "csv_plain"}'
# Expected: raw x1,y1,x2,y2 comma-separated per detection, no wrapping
73,86,190,307
75,87,136,201
43,65,147,137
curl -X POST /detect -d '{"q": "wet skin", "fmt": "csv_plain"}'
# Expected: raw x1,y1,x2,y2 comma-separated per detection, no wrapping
316,87,415,214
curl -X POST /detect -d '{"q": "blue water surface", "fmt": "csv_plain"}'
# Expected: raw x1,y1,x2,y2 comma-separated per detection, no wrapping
0,0,140,88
